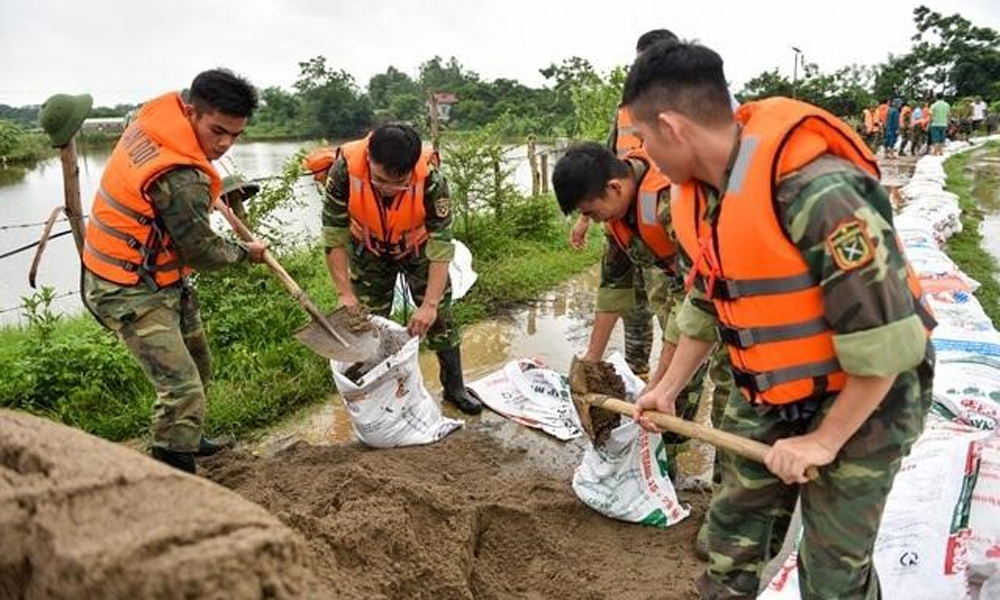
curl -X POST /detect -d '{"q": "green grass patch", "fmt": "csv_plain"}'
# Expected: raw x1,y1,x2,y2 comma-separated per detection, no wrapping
944,142,1000,327
0,197,601,443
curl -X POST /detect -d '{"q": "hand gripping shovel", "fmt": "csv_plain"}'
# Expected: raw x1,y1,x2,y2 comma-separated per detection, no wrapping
568,356,818,480
212,198,379,363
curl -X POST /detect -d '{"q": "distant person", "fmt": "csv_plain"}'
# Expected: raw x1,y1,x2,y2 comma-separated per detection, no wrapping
930,93,951,155
972,96,988,135
862,105,878,151
884,98,901,159
910,103,928,156
319,123,483,415
898,101,912,156
80,69,268,474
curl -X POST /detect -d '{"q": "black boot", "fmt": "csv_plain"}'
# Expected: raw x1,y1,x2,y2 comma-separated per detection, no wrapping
436,347,483,415
194,434,235,457
151,447,196,474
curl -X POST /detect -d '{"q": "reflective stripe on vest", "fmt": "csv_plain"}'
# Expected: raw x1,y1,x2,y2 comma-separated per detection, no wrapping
670,97,929,405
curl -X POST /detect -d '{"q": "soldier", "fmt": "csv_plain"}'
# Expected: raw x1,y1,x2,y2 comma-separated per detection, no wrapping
568,28,679,380
321,123,482,415
79,69,268,474
624,41,935,597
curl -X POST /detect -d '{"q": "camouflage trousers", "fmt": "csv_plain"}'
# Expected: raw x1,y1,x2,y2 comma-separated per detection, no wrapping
350,245,459,351
698,361,933,599
85,276,211,453
623,267,654,377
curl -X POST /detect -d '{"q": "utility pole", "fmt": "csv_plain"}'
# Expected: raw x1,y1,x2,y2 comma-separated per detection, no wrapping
791,46,802,99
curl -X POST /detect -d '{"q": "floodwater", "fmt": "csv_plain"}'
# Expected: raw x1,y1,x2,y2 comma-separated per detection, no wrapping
966,152,1000,270
0,139,552,325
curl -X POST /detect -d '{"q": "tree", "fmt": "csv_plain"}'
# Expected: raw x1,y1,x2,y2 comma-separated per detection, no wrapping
909,6,1000,98
294,56,373,138
571,66,626,141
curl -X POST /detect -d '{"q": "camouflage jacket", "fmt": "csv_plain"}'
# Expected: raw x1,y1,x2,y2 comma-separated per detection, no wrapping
83,166,247,318
675,153,933,378
321,156,455,263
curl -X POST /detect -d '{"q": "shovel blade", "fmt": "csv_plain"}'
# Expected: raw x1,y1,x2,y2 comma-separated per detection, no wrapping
294,310,381,363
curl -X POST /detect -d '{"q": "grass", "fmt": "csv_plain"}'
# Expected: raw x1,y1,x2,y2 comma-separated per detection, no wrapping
943,141,1000,327
0,210,602,443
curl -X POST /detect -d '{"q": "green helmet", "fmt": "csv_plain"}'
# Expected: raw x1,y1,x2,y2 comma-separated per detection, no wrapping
221,174,261,201
39,93,93,147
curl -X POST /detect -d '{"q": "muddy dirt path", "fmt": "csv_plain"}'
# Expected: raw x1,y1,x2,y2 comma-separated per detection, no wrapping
203,431,709,600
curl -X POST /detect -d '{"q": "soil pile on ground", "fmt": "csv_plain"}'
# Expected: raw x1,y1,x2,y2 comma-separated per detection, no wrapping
203,431,708,599
0,409,326,599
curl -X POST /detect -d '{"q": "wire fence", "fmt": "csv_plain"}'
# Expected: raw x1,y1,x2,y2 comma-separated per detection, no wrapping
0,288,79,315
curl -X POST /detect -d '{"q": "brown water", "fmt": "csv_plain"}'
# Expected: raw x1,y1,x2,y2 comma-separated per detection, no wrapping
967,153,1000,269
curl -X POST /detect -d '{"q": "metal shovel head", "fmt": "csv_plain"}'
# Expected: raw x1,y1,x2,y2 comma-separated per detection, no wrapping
293,308,381,363
568,356,623,447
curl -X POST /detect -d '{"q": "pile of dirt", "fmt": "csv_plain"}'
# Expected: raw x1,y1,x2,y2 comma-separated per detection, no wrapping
574,359,628,447
0,409,326,600
329,305,377,335
202,431,708,599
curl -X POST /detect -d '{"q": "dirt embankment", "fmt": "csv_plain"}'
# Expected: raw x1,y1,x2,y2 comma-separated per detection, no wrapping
203,431,709,600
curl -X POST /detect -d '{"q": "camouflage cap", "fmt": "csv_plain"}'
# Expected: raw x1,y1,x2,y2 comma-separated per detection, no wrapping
39,93,93,147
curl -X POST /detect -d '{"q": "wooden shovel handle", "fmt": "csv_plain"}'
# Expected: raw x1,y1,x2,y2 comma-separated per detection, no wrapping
582,393,820,481
212,199,347,345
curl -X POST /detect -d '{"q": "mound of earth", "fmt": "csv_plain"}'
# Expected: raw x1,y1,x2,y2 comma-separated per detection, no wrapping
0,409,326,599
203,431,708,599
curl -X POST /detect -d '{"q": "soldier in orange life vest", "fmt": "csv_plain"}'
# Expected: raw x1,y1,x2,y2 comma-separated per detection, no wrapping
321,123,482,414
623,41,935,597
568,29,679,380
81,69,268,474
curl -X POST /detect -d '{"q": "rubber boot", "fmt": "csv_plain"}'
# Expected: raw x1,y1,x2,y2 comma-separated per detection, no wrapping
151,447,196,474
194,434,235,457
436,347,483,415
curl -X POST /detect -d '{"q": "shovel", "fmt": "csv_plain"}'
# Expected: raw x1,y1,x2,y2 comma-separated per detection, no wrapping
212,198,379,363
568,356,818,481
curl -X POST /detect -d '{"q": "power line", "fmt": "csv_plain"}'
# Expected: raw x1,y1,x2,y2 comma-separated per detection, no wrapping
0,216,78,231
0,289,79,315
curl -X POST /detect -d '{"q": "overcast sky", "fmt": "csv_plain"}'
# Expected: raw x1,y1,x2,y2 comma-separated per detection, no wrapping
1,0,998,107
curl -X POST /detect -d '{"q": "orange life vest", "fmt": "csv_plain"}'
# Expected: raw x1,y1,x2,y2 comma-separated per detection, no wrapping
614,106,642,158
605,150,676,272
303,147,335,183
862,109,875,134
672,97,931,405
342,136,434,258
83,92,221,289
877,103,889,125
900,106,912,128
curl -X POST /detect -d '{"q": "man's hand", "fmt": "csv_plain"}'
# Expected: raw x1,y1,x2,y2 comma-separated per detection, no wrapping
569,215,591,250
764,433,837,485
633,382,677,432
245,240,269,263
407,302,439,337
339,293,359,308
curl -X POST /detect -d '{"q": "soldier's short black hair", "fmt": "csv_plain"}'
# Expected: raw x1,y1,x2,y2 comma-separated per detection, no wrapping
552,143,630,215
189,68,258,118
636,29,678,53
622,40,732,128
369,123,422,176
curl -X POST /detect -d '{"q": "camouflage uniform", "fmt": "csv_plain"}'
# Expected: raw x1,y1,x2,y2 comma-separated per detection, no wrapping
83,167,248,452
321,156,459,351
607,117,656,376
675,154,934,598
597,158,722,476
